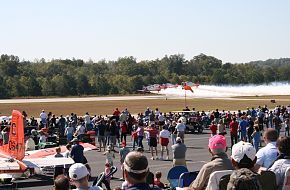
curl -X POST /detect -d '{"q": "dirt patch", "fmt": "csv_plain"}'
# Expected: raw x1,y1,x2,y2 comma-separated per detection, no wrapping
0,97,288,117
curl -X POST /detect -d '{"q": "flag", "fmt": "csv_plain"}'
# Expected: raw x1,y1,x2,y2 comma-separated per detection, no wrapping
183,85,193,93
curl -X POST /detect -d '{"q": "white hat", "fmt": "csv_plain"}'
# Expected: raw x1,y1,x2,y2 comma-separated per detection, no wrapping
231,141,256,163
69,163,89,180
176,137,182,143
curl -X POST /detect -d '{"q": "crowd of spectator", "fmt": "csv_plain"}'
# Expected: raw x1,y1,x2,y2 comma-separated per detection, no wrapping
1,104,290,190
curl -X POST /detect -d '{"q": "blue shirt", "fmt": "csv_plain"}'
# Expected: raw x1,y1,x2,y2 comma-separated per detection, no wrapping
70,144,84,163
239,120,248,133
256,142,278,168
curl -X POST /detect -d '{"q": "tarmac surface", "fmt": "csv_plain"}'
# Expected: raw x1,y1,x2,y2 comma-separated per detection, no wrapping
10,129,229,190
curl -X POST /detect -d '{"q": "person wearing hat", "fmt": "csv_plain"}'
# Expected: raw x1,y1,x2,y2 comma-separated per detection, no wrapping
69,163,103,190
123,151,157,190
171,137,187,167
70,138,85,164
189,135,233,190
230,141,257,170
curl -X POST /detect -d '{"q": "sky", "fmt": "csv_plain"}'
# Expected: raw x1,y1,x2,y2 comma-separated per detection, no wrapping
0,0,289,63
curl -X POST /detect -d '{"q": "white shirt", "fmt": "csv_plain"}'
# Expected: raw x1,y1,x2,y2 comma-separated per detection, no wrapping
256,142,278,168
40,112,47,119
269,159,290,190
158,114,165,122
159,129,170,138
176,123,186,132
25,138,35,151
77,125,86,135
39,135,47,143
84,114,91,124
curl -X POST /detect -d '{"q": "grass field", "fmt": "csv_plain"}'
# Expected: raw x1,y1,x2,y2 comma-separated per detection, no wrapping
0,95,289,117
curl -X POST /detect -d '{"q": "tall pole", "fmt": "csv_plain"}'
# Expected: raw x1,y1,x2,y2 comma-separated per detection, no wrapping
184,89,187,107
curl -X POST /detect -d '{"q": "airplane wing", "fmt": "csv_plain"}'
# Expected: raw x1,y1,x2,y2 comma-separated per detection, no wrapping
23,157,74,168
0,159,20,170
24,143,96,159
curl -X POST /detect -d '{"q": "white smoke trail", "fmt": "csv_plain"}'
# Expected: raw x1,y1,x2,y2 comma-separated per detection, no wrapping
154,82,290,98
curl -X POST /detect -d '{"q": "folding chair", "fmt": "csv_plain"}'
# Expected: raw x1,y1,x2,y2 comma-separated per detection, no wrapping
178,171,199,187
206,170,233,190
167,165,188,188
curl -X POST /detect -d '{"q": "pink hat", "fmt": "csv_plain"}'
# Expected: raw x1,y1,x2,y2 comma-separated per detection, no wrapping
208,135,227,149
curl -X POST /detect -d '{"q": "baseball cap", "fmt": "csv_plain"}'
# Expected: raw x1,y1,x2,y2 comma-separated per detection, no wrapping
231,141,256,163
69,163,89,180
208,135,227,149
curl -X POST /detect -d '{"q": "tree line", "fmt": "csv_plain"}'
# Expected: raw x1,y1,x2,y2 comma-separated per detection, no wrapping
0,54,289,98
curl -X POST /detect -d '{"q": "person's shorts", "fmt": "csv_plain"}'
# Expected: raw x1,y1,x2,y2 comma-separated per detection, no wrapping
98,136,105,143
110,136,116,145
160,137,169,146
149,137,157,147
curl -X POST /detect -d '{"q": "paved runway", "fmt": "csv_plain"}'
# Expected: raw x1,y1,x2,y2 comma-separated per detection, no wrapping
13,129,229,190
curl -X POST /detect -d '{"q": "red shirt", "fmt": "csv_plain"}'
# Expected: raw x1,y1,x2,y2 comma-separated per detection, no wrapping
146,128,159,138
120,123,127,133
209,124,217,135
229,121,238,134
154,179,165,189
113,110,120,116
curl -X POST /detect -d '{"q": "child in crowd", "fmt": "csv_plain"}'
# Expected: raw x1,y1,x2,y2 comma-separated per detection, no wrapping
105,162,112,185
54,147,64,179
154,171,166,189
251,125,261,152
131,126,138,150
209,121,217,136
103,145,115,166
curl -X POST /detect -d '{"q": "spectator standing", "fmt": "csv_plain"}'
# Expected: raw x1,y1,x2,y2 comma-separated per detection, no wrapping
169,121,177,145
65,123,74,142
40,110,47,125
251,126,261,152
145,124,159,160
97,120,106,152
176,120,186,143
285,118,289,137
239,116,248,141
159,125,170,160
131,126,138,150
120,121,128,144
273,114,282,135
84,112,91,131
172,137,187,166
70,138,85,164
209,121,217,136
136,124,144,148
113,108,121,122
229,118,239,147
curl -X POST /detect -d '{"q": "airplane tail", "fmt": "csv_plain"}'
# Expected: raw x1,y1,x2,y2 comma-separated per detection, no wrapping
0,110,25,161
